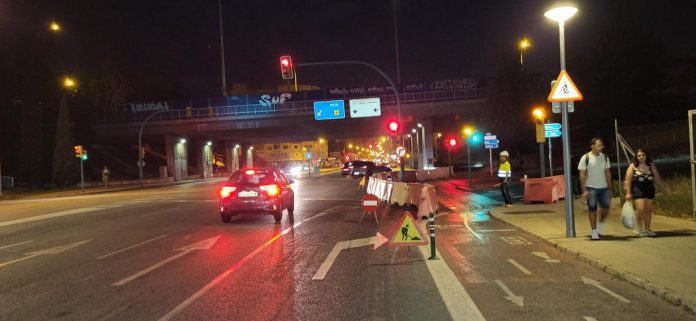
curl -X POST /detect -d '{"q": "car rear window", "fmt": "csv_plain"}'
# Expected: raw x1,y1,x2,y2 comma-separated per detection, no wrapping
229,171,275,185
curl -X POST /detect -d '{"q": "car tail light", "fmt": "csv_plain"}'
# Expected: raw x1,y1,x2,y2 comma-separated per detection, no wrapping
260,184,280,197
245,169,255,175
220,186,237,198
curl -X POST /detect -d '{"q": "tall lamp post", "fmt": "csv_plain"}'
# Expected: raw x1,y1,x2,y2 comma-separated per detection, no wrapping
463,127,480,188
412,128,420,170
407,134,414,168
545,4,578,238
519,38,531,70
417,123,426,169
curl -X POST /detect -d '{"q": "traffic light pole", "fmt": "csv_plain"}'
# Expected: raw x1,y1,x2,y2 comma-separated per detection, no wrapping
80,157,84,193
295,60,404,181
139,110,164,186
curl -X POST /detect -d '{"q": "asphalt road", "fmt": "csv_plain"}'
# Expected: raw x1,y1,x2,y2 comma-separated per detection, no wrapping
0,174,693,321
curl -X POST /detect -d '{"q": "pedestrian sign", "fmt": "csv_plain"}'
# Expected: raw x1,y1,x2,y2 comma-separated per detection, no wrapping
548,70,583,102
389,212,428,246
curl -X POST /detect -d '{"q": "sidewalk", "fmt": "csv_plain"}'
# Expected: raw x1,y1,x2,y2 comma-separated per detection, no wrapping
490,200,696,313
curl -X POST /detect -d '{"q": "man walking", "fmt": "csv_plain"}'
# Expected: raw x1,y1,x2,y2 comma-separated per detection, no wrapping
578,138,612,240
498,151,513,207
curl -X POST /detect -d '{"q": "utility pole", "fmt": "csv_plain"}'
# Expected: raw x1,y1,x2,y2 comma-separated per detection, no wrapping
218,0,228,96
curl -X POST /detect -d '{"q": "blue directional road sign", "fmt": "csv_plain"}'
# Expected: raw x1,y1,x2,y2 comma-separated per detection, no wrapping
545,130,562,138
484,134,499,149
544,123,561,131
314,100,345,120
305,152,313,159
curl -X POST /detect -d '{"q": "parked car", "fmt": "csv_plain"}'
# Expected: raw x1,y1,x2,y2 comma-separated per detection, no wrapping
340,161,375,177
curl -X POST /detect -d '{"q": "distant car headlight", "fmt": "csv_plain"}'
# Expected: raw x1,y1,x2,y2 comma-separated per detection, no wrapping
290,167,302,175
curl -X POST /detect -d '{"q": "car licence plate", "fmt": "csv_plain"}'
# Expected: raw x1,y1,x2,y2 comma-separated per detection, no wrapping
353,172,360,175
238,191,258,197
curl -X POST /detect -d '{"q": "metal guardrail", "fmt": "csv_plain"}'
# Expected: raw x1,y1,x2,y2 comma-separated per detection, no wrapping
1,176,14,188
102,88,488,123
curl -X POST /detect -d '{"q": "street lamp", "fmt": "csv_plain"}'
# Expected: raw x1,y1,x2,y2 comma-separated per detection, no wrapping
519,38,531,68
63,77,76,89
545,3,578,238
180,138,187,144
411,128,420,170
417,123,427,169
50,21,61,32
407,134,414,168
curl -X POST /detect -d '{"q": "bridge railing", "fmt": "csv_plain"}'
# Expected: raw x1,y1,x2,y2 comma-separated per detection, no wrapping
102,87,488,123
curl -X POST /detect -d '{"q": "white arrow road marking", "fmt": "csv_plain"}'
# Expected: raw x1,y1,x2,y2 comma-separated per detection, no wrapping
583,317,599,321
96,234,167,260
112,235,220,286
494,279,524,307
581,276,631,303
460,212,483,240
0,239,92,269
312,232,388,280
507,259,533,275
0,240,32,250
531,251,560,263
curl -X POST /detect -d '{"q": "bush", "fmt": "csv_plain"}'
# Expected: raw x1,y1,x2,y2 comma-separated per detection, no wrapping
652,176,693,218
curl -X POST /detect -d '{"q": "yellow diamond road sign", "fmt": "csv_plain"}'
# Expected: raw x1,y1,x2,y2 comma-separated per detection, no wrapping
548,70,583,102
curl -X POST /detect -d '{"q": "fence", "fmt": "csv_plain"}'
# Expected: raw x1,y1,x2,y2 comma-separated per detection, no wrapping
101,87,488,123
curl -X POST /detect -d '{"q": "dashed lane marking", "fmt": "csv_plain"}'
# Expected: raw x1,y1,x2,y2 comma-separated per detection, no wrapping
96,234,168,260
0,240,32,250
507,259,533,275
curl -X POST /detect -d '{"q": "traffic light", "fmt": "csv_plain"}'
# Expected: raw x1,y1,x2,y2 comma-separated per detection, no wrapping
448,138,458,147
81,150,88,161
280,55,294,80
387,120,400,134
532,107,546,143
74,145,83,158
470,132,482,144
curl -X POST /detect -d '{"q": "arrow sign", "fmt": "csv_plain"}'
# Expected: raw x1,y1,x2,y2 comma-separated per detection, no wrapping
484,139,500,145
531,251,560,263
581,276,631,303
312,233,388,280
0,239,92,269
544,123,561,131
484,135,497,141
494,279,524,307
112,235,220,286
545,130,562,138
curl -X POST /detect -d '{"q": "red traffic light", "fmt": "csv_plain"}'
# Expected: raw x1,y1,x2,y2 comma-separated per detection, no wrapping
387,120,400,133
448,138,458,147
279,55,294,80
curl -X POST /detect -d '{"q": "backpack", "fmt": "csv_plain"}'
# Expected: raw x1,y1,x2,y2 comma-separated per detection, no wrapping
584,152,609,172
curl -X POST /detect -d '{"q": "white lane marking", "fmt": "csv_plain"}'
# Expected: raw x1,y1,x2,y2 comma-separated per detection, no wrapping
476,229,516,232
583,317,599,321
581,276,631,303
112,235,220,286
0,240,32,250
417,221,487,321
494,279,524,307
296,197,358,201
460,212,483,240
507,259,533,275
0,239,92,269
500,236,532,245
96,234,168,260
312,233,388,280
531,251,561,263
0,207,103,228
157,205,344,321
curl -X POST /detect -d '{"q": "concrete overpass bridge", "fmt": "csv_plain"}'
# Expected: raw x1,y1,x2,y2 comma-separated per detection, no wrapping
92,88,488,180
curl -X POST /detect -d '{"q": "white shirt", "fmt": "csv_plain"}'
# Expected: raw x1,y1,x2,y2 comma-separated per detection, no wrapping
578,152,610,189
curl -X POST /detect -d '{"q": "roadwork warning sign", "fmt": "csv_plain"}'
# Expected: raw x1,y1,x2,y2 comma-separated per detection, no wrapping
389,212,428,246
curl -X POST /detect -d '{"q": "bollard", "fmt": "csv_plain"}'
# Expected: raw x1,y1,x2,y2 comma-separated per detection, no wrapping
428,212,437,260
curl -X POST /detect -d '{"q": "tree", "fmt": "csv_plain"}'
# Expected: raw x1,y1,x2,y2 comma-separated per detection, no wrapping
51,94,79,187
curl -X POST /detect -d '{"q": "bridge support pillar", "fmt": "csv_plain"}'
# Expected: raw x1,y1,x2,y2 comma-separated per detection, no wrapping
165,135,189,181
225,141,240,174
422,118,435,169
193,140,214,179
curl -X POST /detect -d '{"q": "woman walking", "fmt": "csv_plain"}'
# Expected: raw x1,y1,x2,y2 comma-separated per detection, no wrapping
623,149,670,236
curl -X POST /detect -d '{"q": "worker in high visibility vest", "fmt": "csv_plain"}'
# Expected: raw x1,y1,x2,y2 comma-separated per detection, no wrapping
498,151,513,207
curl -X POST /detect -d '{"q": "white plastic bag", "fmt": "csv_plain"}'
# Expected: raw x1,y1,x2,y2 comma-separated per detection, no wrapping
621,201,636,229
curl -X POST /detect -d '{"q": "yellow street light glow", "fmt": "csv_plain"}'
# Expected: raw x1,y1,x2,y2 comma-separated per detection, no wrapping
381,137,386,143
318,138,325,144
463,127,473,136
436,132,442,138
532,107,545,120
519,39,531,50
544,6,578,23
63,77,76,88
50,21,61,31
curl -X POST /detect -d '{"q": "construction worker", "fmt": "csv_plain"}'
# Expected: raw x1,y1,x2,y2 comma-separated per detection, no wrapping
498,151,513,207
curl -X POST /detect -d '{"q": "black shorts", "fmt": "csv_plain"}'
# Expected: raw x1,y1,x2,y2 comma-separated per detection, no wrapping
632,182,655,200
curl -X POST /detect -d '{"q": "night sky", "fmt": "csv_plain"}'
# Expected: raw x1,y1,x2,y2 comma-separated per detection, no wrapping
2,0,695,98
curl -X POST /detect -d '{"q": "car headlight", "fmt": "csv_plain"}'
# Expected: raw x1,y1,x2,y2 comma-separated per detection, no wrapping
290,167,302,175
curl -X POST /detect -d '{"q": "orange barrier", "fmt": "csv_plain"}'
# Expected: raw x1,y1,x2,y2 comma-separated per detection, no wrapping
523,175,565,204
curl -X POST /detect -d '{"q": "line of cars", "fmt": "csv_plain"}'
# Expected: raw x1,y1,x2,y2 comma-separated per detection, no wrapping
340,161,392,178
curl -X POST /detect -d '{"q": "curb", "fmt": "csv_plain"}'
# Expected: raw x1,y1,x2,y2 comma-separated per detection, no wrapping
489,208,696,315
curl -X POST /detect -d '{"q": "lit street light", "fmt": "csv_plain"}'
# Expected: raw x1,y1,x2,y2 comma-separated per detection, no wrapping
50,21,61,32
545,3,578,238
519,38,531,68
63,77,76,89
